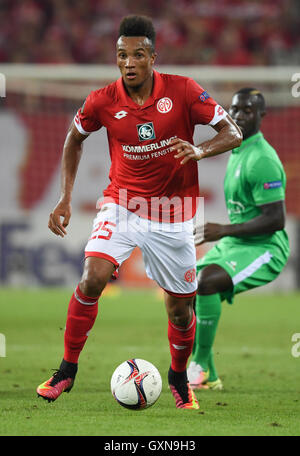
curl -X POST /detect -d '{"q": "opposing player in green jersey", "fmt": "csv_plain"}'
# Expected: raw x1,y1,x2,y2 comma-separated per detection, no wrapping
187,88,290,390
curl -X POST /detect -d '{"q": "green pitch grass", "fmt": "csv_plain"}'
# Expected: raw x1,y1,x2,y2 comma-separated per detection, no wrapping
0,287,299,437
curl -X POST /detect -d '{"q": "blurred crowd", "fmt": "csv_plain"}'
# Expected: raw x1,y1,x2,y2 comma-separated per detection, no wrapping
0,0,299,66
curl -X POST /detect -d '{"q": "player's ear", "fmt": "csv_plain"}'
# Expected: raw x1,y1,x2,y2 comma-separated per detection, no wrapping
259,109,266,120
151,51,157,65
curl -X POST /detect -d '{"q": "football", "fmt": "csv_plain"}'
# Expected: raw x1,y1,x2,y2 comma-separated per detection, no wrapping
110,358,162,410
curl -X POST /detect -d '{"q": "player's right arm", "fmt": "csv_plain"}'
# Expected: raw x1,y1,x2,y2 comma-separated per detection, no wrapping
48,123,87,237
49,92,102,237
195,200,286,245
194,154,287,245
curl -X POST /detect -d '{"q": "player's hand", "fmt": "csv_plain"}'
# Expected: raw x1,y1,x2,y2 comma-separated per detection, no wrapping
48,199,72,237
194,222,227,245
171,138,204,164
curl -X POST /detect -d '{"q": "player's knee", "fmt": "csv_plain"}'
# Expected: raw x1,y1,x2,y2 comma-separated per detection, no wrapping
197,276,217,295
79,268,110,297
171,312,191,328
197,270,220,295
79,275,106,297
197,265,232,295
166,296,194,327
80,257,115,297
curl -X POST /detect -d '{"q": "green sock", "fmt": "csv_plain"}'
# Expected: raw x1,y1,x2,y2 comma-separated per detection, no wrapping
192,293,221,380
207,349,218,382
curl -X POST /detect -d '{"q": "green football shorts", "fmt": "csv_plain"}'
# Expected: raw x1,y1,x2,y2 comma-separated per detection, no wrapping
196,238,289,304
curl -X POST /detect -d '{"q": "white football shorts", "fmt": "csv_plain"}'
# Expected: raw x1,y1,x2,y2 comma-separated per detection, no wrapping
84,203,197,297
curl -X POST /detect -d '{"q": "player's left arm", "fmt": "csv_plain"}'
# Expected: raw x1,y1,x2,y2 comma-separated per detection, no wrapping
171,78,243,164
172,115,242,165
195,200,286,245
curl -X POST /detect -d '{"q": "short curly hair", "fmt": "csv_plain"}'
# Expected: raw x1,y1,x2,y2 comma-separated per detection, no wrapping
118,15,156,53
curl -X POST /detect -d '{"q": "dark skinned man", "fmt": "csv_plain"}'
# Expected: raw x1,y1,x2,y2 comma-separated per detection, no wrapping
188,88,290,390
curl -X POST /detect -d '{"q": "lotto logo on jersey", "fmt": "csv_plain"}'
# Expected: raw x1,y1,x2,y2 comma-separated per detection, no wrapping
137,122,156,141
114,110,128,119
217,106,224,116
74,113,80,125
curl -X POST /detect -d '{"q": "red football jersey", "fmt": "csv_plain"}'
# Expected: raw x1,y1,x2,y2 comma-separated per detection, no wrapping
74,70,226,222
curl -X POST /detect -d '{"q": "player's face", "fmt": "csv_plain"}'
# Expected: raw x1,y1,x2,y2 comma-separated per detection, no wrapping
229,94,262,140
116,36,156,89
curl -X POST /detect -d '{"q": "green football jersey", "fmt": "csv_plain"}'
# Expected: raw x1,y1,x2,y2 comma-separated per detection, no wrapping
223,131,289,255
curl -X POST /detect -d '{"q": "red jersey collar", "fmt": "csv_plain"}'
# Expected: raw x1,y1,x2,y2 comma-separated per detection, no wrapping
116,70,165,109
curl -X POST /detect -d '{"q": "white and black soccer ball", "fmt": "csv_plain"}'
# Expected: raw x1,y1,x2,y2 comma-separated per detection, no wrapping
111,358,162,410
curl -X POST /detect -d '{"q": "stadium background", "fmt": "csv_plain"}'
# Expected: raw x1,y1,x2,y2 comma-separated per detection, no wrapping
0,0,299,292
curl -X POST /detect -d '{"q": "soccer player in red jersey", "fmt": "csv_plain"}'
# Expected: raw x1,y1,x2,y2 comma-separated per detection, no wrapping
37,15,242,409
